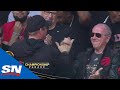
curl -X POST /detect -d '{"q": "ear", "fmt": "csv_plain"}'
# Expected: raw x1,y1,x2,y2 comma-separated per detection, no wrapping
36,30,42,39
38,30,42,35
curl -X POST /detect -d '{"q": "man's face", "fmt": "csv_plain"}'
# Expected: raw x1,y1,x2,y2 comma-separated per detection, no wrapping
57,11,73,24
12,11,29,23
109,11,120,23
40,27,48,39
91,26,110,50
41,11,57,26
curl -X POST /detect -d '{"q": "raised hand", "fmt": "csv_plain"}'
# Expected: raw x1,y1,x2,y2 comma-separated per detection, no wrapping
89,68,103,79
14,21,22,34
44,34,52,45
8,21,23,46
55,37,74,53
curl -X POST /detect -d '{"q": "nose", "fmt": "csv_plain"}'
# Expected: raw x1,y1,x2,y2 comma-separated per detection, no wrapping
91,34,97,40
48,13,52,18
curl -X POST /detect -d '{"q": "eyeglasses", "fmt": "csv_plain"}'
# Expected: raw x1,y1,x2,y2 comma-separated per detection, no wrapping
91,33,102,38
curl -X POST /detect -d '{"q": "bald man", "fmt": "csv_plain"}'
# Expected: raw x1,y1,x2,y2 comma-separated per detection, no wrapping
72,23,120,79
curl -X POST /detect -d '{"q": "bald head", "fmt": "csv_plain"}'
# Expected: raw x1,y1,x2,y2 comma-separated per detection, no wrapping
92,23,112,37
91,23,112,54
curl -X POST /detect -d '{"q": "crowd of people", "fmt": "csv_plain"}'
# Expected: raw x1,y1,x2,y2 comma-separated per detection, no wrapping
0,11,120,79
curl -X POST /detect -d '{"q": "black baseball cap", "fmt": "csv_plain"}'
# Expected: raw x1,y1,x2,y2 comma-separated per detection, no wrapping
26,15,48,33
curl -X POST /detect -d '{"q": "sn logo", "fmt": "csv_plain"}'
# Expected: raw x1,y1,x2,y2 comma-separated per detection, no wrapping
1,65,22,76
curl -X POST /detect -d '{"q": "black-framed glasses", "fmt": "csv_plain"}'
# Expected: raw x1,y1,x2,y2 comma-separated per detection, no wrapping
91,33,102,38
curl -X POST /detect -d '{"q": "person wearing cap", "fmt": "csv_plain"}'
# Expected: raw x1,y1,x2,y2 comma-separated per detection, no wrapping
1,11,29,51
9,15,75,79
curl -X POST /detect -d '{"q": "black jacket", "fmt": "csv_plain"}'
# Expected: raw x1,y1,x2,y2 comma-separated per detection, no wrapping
10,38,74,79
74,47,120,79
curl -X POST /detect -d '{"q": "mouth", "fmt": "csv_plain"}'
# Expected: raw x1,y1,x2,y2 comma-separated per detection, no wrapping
17,15,25,18
92,40,99,44
92,39,98,42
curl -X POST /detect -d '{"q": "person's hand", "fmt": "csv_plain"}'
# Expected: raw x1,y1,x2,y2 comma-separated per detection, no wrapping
8,21,22,46
55,37,74,53
44,34,52,45
13,21,22,34
60,37,72,45
89,68,103,79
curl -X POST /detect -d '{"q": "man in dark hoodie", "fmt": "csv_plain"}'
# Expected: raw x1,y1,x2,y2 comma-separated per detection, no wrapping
10,15,74,79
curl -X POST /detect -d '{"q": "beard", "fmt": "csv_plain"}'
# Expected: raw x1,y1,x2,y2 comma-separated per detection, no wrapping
13,16,28,23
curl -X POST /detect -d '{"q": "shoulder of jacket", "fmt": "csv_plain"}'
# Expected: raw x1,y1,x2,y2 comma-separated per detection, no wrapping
110,50,120,64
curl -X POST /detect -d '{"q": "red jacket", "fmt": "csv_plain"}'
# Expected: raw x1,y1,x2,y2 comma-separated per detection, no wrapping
3,21,26,43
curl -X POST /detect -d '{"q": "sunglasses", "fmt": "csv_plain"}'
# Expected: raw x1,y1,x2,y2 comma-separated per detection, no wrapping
91,33,102,38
